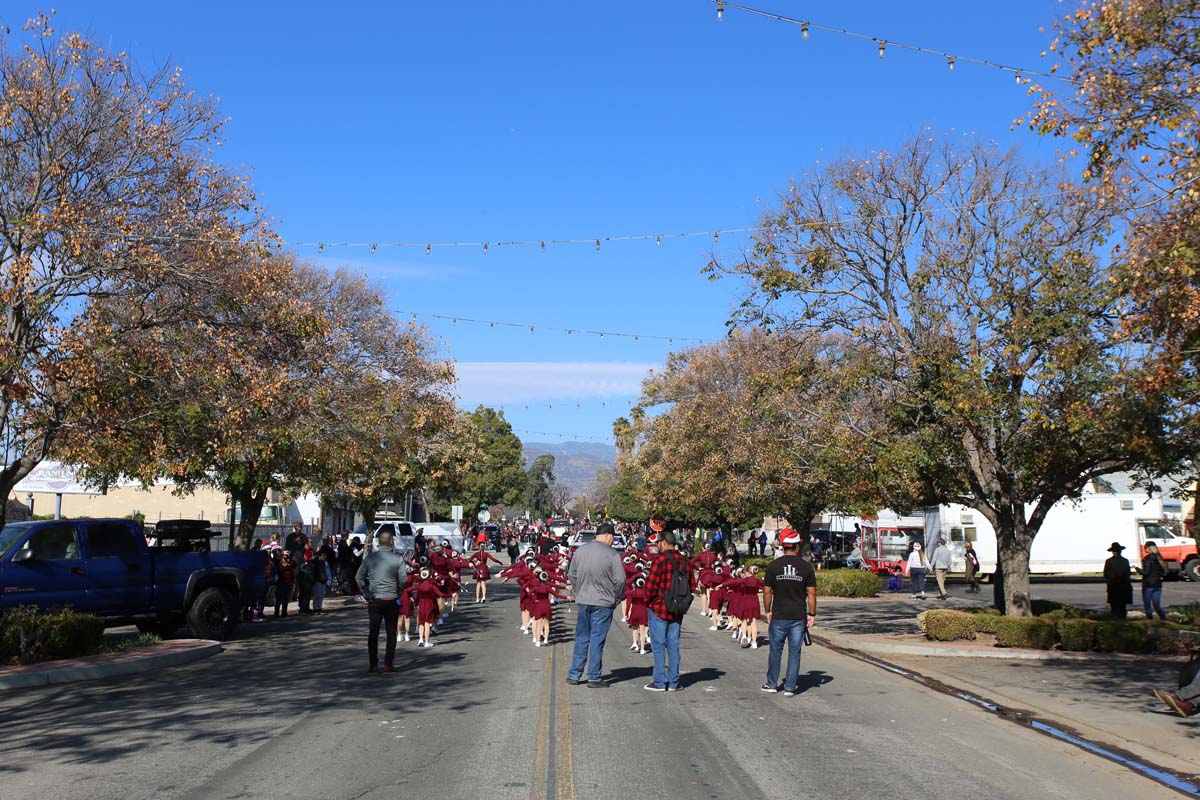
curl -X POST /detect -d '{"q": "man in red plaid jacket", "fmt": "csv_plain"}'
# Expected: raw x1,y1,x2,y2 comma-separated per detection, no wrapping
643,531,696,692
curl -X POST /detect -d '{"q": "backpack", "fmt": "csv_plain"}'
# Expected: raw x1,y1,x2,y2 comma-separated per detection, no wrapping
663,554,694,616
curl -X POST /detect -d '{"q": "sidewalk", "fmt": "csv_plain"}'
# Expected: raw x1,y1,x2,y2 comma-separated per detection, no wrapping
812,595,1200,777
0,639,222,690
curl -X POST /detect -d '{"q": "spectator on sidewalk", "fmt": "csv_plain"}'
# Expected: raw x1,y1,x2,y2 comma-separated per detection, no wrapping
273,550,295,618
929,538,952,600
1154,661,1200,717
1141,542,1168,621
566,523,626,688
964,541,980,593
356,530,408,673
906,543,928,600
747,530,757,557
643,531,696,692
761,529,817,697
758,531,769,557
1103,542,1132,619
313,550,333,614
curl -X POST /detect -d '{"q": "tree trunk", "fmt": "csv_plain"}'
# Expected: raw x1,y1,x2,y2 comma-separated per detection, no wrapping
233,486,268,550
0,449,53,528
994,526,1034,616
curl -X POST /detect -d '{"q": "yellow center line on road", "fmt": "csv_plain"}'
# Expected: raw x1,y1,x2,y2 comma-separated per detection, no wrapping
554,642,575,800
531,644,553,800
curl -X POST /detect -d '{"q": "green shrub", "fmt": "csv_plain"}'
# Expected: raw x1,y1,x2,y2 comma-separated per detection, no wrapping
1094,621,1150,654
923,610,977,641
1056,618,1098,651
972,613,1003,635
1144,624,1187,656
1030,599,1066,616
97,632,161,655
994,617,1056,649
0,606,105,664
816,569,879,598
1170,602,1200,626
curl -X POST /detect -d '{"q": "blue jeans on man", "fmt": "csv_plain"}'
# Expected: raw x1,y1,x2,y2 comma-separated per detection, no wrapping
766,618,807,692
648,609,682,689
568,604,615,682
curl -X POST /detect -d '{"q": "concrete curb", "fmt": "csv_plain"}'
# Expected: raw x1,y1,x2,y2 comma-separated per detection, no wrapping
815,632,1094,660
0,640,223,690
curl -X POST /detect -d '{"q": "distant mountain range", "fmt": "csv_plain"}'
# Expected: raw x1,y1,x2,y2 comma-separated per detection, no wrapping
522,441,616,495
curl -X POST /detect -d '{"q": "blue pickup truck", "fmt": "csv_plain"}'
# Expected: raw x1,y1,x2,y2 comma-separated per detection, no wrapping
0,518,269,640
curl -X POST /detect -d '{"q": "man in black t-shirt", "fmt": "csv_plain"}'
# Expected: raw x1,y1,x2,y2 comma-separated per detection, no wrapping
761,528,817,697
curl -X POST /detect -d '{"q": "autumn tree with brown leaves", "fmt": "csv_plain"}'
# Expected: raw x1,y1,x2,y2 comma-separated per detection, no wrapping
710,134,1192,615
0,16,270,524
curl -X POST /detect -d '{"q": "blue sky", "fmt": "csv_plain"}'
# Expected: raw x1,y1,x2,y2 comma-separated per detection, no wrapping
29,0,1069,443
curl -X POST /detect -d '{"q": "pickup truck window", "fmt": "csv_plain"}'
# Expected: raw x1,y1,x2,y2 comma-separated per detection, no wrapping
25,525,80,561
0,524,27,557
86,523,141,558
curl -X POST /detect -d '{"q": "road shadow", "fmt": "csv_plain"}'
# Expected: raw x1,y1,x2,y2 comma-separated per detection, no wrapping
0,583,519,769
678,666,725,689
793,670,833,695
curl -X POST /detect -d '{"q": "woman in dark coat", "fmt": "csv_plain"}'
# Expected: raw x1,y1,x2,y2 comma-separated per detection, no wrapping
1103,542,1132,618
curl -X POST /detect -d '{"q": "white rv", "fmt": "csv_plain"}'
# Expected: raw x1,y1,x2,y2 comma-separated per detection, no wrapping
925,482,1199,580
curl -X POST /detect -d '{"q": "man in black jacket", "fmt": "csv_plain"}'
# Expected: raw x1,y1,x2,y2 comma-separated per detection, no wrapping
1103,542,1132,618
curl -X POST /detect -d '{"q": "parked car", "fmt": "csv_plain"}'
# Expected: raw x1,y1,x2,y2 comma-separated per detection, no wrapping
0,518,268,640
569,530,598,549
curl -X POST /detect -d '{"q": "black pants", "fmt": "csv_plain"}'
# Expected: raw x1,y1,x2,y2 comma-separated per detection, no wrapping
1110,602,1127,619
298,580,314,613
368,599,400,667
275,581,293,616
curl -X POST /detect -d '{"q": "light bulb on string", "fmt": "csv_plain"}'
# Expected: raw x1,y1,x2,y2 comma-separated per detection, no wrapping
530,326,535,333
947,56,955,72
483,242,489,254
370,243,378,253
540,241,546,251
1015,70,1022,84
716,1,725,21
595,239,601,251
317,243,325,253
489,322,494,328
878,40,886,58
801,21,809,39
713,231,719,243
656,235,662,247
426,244,431,255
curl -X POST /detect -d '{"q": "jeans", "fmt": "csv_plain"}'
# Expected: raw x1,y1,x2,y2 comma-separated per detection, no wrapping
368,598,400,667
648,610,682,689
1142,585,1166,620
568,605,615,682
313,582,327,611
765,618,806,691
909,568,927,594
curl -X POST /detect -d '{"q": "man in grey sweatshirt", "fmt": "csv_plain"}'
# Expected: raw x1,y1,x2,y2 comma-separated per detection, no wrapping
356,530,408,673
566,523,626,688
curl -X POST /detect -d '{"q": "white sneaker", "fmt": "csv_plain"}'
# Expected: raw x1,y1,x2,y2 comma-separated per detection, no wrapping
708,625,719,631
424,642,435,649
403,634,411,642
639,648,647,655
630,643,638,651
731,631,739,640
534,640,542,647
750,641,759,649
522,628,531,635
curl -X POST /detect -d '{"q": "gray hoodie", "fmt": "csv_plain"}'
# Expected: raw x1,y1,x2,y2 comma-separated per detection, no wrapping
356,547,409,600
929,544,953,571
567,540,626,607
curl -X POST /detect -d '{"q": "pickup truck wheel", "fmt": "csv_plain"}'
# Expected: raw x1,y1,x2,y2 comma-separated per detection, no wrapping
187,587,239,640
1186,560,1200,582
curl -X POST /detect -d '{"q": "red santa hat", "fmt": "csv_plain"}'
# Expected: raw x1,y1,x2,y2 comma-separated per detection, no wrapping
780,529,802,546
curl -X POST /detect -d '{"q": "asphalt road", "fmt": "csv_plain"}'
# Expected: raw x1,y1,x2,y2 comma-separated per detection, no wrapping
0,585,1181,800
